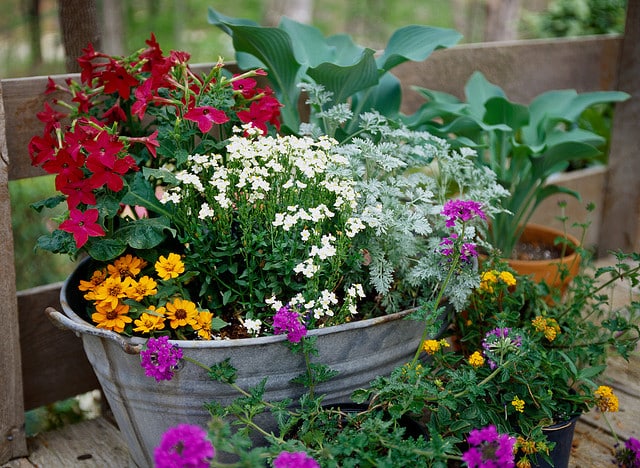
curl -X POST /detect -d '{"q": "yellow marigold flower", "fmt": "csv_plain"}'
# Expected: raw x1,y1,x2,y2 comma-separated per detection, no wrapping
511,396,525,413
422,339,449,355
595,385,619,412
165,298,199,329
479,270,498,292
133,311,166,334
468,351,485,368
91,276,134,310
498,271,517,286
126,276,158,301
155,253,185,280
91,302,132,333
532,317,562,342
108,254,147,279
79,269,107,292
194,311,214,340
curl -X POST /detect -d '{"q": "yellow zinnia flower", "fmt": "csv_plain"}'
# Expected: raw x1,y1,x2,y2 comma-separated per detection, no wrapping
165,298,199,329
194,310,214,340
126,276,158,301
79,269,107,292
108,254,147,279
155,253,185,280
133,310,166,334
91,276,133,310
91,302,132,333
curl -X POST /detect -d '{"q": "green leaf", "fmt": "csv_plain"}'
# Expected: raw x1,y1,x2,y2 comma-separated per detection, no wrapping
376,25,462,72
121,172,173,217
143,167,178,185
483,97,529,130
307,49,379,106
210,316,229,332
87,238,127,261
115,217,175,250
30,195,66,212
464,71,506,120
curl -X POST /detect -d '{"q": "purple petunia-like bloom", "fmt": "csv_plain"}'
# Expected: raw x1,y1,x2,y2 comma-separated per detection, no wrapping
273,305,308,343
462,425,516,468
441,199,486,228
140,336,183,382
273,451,320,468
154,424,214,468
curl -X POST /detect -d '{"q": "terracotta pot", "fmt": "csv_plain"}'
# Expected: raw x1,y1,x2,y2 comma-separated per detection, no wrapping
506,223,581,294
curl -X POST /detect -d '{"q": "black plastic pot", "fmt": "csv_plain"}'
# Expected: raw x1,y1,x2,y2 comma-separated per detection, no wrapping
532,415,580,468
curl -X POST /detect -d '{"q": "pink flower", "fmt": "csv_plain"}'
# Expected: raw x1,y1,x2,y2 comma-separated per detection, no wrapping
273,451,319,468
154,424,214,468
184,105,229,133
59,208,105,248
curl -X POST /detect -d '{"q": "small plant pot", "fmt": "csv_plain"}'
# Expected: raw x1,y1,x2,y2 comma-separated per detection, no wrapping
506,223,581,295
531,415,580,468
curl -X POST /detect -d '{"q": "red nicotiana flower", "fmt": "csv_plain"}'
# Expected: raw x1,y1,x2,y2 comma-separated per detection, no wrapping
86,152,138,192
101,61,139,100
233,77,258,99
237,93,282,134
59,208,105,248
77,43,101,85
29,132,59,166
59,172,98,209
184,106,229,133
36,102,67,134
83,131,125,161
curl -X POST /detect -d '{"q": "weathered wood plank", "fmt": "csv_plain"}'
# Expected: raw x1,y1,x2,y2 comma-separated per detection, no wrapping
394,35,622,113
23,417,131,468
599,0,640,254
0,82,28,462
17,283,101,411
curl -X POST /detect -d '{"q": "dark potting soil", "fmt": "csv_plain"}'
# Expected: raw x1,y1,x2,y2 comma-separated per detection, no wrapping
511,241,563,261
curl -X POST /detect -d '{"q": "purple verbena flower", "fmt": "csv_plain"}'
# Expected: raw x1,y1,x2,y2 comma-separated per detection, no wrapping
462,425,516,468
439,234,457,257
140,335,183,382
274,451,320,468
273,305,308,343
442,199,486,228
615,437,640,468
481,328,522,369
460,242,479,263
154,424,214,468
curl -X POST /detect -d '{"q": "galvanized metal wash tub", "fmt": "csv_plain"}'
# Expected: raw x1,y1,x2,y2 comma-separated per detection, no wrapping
47,259,439,467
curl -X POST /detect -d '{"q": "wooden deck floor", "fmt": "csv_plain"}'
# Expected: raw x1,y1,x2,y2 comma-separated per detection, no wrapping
3,258,638,468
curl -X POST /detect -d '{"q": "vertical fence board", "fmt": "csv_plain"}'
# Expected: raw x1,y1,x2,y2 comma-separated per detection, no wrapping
0,83,28,464
599,1,640,253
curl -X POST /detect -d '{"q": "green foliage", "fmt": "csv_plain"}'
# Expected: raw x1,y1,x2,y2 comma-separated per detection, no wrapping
208,8,462,134
524,0,627,38
405,70,630,257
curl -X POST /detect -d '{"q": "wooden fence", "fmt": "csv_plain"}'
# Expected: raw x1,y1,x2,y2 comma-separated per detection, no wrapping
1,3,639,463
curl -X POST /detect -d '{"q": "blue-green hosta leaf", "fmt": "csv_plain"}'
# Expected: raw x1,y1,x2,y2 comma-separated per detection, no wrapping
115,217,176,250
208,8,303,128
376,25,462,72
348,72,402,128
531,141,601,179
464,71,506,120
307,48,379,105
278,16,337,67
483,96,529,130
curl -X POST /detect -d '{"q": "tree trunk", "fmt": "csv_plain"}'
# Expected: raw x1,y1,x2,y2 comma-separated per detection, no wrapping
484,0,522,41
24,0,43,68
264,0,314,26
101,0,125,55
58,0,101,72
